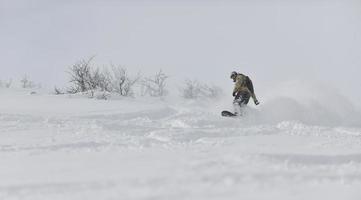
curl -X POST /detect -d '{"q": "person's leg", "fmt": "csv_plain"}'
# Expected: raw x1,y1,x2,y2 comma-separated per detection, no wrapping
233,92,243,107
235,91,250,106
241,92,251,105
233,91,251,115
246,77,259,104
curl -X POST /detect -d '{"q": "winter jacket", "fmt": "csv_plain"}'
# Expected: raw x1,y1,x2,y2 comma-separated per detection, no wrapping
233,74,258,101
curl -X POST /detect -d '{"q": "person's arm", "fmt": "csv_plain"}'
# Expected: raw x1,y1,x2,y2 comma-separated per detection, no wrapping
232,76,242,96
232,85,238,96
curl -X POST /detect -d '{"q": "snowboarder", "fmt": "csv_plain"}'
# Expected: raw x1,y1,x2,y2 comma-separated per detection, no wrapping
222,71,260,117
230,71,259,108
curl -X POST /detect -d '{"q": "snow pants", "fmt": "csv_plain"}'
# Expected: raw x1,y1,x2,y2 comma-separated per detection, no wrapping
234,91,251,107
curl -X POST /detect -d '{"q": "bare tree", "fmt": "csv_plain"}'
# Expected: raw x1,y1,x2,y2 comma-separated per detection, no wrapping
181,79,202,99
108,65,140,97
20,75,29,88
67,57,117,96
141,70,169,97
67,57,94,93
66,57,143,97
180,79,223,99
89,67,112,92
21,75,35,89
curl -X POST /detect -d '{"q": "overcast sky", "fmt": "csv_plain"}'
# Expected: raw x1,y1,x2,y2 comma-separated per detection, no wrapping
0,0,360,101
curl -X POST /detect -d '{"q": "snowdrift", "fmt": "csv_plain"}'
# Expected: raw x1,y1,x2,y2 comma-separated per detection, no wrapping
0,83,361,200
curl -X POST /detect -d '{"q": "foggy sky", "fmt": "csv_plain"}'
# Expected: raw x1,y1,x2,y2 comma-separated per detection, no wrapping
1,0,360,102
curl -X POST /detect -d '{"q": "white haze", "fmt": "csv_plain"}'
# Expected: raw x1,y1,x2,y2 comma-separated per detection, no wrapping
2,1,361,199
0,0,360,105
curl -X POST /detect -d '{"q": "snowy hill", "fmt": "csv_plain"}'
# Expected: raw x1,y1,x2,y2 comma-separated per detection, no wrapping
1,88,361,200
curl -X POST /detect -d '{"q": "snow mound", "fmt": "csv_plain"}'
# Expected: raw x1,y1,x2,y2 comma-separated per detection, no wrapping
1,88,361,200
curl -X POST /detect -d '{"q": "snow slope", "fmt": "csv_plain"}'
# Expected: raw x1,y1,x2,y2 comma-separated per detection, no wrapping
1,88,361,200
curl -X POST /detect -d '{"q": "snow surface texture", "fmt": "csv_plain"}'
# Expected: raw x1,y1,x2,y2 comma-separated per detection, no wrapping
1,86,361,200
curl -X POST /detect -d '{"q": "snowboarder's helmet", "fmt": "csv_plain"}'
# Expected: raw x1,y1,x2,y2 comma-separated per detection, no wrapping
230,71,237,79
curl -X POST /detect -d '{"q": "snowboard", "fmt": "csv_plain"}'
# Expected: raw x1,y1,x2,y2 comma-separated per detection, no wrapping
221,110,237,117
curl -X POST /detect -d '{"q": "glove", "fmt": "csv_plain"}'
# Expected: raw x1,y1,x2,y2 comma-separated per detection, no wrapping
254,99,260,105
232,92,237,97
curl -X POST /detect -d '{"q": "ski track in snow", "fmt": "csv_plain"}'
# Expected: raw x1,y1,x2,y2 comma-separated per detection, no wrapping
1,90,361,200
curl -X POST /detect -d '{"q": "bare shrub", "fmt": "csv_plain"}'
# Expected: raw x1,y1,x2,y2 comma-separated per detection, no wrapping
108,65,140,97
67,57,94,93
21,75,36,89
90,68,112,92
4,79,12,88
181,79,202,99
54,86,64,95
0,80,8,88
180,79,223,99
94,91,111,100
66,57,141,97
141,70,169,97
199,84,223,99
67,57,113,96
